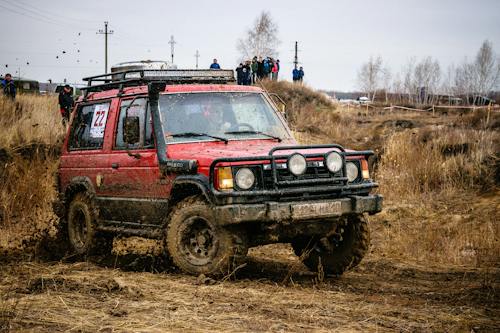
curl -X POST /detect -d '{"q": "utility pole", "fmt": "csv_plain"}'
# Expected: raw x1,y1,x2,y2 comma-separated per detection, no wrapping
194,50,200,69
293,41,299,70
97,21,114,73
168,35,176,65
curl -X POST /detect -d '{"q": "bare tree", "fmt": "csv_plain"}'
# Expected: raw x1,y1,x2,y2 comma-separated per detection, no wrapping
357,56,383,102
413,57,441,104
381,66,392,104
237,12,280,60
474,40,500,102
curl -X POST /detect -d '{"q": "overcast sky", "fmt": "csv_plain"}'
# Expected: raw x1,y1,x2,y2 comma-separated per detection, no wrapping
1,0,499,91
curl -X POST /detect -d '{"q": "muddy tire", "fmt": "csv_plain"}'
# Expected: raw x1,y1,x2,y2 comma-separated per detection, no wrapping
166,196,248,277
292,215,370,275
67,192,112,256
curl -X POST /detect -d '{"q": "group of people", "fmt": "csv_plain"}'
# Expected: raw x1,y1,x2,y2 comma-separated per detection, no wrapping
292,66,305,83
210,57,281,86
210,58,304,85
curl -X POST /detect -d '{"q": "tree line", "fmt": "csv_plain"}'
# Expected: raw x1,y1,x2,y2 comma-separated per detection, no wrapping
357,40,500,106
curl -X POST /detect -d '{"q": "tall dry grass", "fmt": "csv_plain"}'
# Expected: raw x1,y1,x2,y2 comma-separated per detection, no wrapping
0,95,64,253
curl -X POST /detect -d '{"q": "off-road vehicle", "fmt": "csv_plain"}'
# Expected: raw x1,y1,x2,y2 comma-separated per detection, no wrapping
56,68,382,276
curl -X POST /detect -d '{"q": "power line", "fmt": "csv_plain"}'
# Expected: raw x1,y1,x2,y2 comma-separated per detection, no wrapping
0,0,94,31
15,0,101,24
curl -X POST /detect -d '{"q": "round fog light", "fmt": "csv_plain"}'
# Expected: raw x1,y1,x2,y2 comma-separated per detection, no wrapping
235,168,255,190
346,162,359,182
288,154,307,176
325,152,343,173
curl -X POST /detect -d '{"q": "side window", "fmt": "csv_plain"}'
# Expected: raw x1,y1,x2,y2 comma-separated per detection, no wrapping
115,98,153,150
69,102,110,150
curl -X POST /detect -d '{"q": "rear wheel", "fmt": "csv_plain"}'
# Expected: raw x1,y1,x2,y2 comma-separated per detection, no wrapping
67,192,112,256
292,215,370,275
166,196,247,277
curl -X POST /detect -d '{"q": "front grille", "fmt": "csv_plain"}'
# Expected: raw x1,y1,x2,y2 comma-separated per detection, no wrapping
231,162,344,190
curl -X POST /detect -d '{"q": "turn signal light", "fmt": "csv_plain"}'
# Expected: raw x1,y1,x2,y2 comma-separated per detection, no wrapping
361,159,370,179
217,167,234,190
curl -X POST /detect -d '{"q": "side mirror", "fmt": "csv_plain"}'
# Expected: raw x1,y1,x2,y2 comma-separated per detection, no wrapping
123,116,140,144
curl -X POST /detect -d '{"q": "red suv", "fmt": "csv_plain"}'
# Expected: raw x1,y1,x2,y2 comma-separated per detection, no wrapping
56,69,382,277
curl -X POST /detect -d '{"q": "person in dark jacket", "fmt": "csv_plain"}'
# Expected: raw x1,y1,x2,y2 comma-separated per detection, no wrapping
257,56,265,80
292,68,300,83
1,73,16,99
251,57,258,84
298,66,305,83
236,63,244,85
210,59,221,69
243,61,252,85
58,85,74,125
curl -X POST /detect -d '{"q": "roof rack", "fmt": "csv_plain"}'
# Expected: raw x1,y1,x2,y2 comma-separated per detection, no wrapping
80,69,235,95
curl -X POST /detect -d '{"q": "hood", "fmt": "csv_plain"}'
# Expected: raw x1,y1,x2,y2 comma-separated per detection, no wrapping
166,139,351,171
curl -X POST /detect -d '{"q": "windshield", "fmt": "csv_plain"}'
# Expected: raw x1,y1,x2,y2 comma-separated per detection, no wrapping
158,92,291,143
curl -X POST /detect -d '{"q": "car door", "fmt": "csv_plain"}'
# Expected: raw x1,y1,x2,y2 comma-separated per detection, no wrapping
61,99,114,202
95,97,170,226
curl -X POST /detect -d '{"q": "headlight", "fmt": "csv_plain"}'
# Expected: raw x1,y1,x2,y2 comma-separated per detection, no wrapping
346,162,359,182
235,168,255,190
325,152,343,173
288,154,307,176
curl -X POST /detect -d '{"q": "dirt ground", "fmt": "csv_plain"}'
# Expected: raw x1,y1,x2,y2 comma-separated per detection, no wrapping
1,242,498,333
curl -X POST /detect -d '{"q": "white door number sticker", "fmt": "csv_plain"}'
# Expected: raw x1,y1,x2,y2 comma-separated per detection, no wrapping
89,104,109,138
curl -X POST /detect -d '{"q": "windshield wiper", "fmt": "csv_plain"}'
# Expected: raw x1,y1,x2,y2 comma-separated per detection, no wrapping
224,130,282,142
169,132,228,144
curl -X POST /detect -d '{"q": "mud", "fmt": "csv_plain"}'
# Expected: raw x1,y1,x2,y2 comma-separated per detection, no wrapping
0,244,498,332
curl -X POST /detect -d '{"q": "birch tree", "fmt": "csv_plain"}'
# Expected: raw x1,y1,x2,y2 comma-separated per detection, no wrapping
237,12,280,60
357,56,383,102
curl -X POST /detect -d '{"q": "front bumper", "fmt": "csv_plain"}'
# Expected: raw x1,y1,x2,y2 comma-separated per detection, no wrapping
214,194,383,225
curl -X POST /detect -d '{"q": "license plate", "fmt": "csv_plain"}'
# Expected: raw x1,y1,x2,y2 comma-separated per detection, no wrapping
292,201,342,220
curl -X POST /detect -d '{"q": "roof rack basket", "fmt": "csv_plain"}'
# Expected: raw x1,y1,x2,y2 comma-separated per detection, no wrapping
80,69,235,96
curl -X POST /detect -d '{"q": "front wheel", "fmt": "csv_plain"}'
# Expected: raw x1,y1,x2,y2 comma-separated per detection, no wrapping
292,215,370,275
166,196,248,277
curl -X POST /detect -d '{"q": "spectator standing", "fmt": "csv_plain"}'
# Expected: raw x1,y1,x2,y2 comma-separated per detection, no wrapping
58,84,74,125
251,57,258,84
1,73,16,99
292,67,300,83
263,58,270,79
236,63,244,85
257,56,265,80
243,61,252,85
271,59,279,81
298,66,305,83
210,59,221,69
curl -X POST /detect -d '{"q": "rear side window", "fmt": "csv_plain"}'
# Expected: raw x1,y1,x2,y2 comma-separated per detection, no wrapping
69,102,110,150
115,98,153,150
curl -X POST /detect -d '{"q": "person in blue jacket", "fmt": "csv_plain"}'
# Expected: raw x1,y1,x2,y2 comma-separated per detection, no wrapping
210,59,221,69
1,73,16,99
292,68,300,83
298,66,305,83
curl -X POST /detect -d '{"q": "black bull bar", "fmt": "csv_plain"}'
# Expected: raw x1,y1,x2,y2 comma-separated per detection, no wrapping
208,144,378,197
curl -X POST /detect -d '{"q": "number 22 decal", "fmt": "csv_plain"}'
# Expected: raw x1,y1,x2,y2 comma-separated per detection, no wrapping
93,110,106,127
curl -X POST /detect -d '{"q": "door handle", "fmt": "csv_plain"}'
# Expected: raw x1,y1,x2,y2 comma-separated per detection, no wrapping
111,163,119,169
